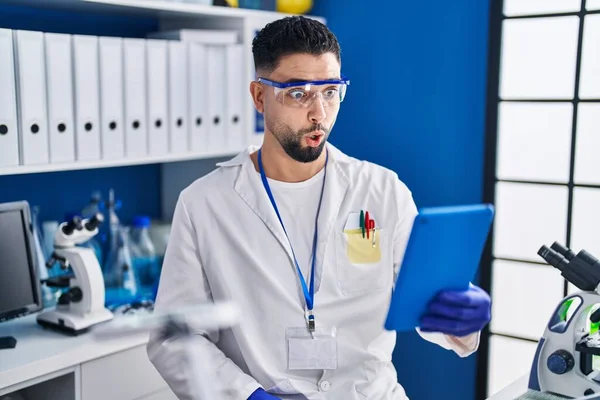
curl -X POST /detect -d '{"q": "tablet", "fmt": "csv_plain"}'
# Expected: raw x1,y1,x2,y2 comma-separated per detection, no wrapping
384,203,495,332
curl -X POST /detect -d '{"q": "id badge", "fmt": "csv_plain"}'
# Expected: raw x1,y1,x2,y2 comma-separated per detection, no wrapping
286,327,337,370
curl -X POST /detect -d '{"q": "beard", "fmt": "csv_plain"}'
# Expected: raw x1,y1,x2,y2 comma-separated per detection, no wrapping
265,117,331,163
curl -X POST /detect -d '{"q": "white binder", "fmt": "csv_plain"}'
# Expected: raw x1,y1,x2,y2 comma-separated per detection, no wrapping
206,45,226,153
146,39,169,156
123,38,148,158
0,29,19,167
14,30,49,165
167,40,189,154
99,36,125,160
188,42,208,153
226,44,245,153
44,32,75,164
72,35,101,161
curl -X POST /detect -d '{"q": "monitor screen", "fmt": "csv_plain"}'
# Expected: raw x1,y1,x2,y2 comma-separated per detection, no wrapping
0,202,41,321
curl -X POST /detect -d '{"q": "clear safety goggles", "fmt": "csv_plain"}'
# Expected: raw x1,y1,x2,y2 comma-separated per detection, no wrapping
257,75,350,108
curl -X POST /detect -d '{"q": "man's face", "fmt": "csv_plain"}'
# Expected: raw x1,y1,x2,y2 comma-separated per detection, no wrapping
261,53,342,163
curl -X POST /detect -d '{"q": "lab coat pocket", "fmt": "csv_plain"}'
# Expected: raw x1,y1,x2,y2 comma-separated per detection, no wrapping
336,228,391,295
345,228,381,264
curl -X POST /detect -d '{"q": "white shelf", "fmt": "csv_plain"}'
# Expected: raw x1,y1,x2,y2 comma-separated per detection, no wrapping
0,149,237,176
85,0,288,18
10,0,300,20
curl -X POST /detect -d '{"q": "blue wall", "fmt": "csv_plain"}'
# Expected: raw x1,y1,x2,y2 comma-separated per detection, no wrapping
0,4,162,226
311,1,490,399
0,166,161,225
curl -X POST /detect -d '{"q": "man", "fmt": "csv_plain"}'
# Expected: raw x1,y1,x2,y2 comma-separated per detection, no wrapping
147,16,491,400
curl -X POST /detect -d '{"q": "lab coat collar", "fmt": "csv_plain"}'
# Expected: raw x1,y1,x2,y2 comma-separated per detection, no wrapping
222,142,350,295
215,142,353,168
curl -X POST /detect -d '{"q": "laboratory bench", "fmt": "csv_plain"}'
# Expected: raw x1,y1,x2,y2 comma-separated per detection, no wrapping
0,313,176,400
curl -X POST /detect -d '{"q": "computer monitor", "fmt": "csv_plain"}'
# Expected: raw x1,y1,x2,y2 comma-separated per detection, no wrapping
0,201,43,324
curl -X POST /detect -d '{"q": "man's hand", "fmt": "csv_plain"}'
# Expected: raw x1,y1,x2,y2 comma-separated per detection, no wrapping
419,283,491,337
248,388,281,400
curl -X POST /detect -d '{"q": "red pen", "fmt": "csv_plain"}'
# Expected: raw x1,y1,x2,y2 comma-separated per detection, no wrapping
365,211,370,239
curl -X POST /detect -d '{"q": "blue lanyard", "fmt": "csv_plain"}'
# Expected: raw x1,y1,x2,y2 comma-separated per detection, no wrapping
257,148,328,331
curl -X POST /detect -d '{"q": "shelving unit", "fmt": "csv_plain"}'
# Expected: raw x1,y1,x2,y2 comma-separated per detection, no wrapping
0,0,325,178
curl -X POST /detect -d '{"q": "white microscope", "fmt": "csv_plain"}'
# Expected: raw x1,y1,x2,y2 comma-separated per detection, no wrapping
36,213,113,334
527,242,600,399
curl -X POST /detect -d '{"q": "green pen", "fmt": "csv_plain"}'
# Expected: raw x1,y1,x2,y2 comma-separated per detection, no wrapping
360,210,365,238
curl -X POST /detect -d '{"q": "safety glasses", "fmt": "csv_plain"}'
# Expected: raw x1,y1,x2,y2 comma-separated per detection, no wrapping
257,75,350,108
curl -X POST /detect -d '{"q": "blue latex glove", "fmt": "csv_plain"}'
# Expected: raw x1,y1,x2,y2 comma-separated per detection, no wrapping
248,388,281,400
419,283,491,337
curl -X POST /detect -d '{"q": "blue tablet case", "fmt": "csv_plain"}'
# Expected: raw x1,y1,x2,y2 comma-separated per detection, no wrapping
384,203,495,332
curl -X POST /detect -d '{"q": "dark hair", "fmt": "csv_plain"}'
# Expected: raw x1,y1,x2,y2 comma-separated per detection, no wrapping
252,16,341,74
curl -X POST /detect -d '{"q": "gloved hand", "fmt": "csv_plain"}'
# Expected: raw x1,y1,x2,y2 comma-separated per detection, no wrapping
419,283,491,337
247,388,281,400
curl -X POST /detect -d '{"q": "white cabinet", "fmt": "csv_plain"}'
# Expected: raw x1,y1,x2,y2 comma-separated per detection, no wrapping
0,343,175,400
0,314,175,400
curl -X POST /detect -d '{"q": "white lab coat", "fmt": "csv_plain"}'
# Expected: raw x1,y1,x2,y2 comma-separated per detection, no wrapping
147,143,479,400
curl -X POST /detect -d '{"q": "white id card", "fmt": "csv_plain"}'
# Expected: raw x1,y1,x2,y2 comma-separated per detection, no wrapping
286,327,337,370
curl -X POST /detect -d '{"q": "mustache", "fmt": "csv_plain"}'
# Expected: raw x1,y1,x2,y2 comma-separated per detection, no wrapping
298,124,329,136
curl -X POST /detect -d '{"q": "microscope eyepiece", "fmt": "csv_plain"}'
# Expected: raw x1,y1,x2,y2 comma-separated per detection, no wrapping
538,245,569,271
551,242,576,261
85,213,104,231
62,216,83,235
539,242,600,291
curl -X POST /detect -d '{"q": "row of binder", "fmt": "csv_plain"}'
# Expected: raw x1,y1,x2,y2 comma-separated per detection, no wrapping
0,28,246,167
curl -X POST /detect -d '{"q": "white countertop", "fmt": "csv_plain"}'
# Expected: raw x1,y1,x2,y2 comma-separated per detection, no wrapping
0,313,149,389
486,374,529,399
487,374,600,400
